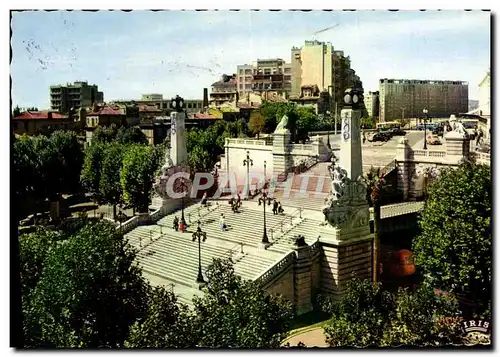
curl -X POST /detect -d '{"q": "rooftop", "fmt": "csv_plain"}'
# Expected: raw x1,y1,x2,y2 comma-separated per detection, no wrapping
13,111,68,120
87,104,124,116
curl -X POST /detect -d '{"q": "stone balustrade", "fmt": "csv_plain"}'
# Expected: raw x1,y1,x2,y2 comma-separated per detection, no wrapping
226,138,271,147
119,216,140,234
254,252,295,288
150,209,162,223
411,149,446,157
471,151,491,164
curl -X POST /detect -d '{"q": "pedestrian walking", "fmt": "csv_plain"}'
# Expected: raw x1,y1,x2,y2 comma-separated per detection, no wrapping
219,213,227,231
173,216,179,231
278,202,284,214
179,220,186,233
272,199,278,215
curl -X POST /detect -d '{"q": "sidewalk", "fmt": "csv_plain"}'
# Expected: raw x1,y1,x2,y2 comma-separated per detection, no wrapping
283,327,328,348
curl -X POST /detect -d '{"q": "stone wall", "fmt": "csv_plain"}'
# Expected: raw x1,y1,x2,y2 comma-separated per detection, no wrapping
263,264,295,304
320,238,372,299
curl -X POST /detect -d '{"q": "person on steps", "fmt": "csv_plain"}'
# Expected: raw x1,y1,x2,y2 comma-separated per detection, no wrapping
200,192,208,206
219,213,227,231
173,216,179,231
272,199,279,215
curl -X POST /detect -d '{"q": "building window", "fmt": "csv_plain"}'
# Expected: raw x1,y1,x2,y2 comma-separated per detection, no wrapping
239,84,243,90
245,69,252,75
239,69,243,75
284,75,291,81
284,67,291,73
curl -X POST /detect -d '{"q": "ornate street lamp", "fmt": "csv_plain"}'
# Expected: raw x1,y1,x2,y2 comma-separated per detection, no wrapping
242,151,253,198
423,108,428,150
175,176,189,226
263,160,267,190
192,220,207,284
258,190,273,244
171,95,185,112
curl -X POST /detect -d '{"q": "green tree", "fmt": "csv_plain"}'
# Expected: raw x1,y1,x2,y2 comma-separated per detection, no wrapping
192,258,293,348
412,162,492,318
92,124,119,144
382,284,463,346
248,111,265,138
13,135,38,217
120,145,158,213
361,116,376,129
125,286,197,348
295,106,317,142
80,142,106,203
322,278,393,347
100,143,125,219
49,130,84,196
188,145,212,173
116,126,148,145
22,221,150,347
13,105,21,117
321,278,464,347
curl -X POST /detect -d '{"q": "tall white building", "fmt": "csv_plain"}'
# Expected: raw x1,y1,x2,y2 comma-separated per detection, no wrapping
478,69,490,117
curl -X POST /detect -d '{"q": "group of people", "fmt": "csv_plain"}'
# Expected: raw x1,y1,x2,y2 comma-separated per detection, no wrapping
229,192,242,213
272,199,284,215
172,216,186,232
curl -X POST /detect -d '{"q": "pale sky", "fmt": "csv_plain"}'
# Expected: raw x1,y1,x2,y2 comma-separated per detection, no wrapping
10,10,490,109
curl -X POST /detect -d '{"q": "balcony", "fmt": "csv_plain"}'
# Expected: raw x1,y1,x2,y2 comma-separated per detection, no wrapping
253,73,284,82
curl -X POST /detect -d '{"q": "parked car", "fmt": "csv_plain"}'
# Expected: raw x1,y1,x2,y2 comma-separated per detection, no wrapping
368,130,391,142
389,127,406,136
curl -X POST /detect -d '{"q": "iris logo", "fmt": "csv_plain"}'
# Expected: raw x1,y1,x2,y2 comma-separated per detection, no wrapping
462,319,491,345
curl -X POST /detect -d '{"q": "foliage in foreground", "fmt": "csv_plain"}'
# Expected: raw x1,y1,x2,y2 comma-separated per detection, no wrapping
412,162,491,318
20,223,291,348
320,278,464,347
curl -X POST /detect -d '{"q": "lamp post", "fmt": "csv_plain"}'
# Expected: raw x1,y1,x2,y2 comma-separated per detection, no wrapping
326,110,331,149
422,108,428,150
177,176,188,226
192,220,207,284
258,190,273,244
263,160,267,190
242,151,253,198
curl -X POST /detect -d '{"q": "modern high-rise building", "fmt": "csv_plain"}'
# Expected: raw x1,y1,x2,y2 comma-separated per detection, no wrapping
50,81,103,114
378,79,469,122
364,91,380,119
290,40,362,110
236,58,292,99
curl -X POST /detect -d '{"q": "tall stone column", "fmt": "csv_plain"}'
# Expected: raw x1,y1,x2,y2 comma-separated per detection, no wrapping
170,111,188,167
320,88,373,300
339,107,363,181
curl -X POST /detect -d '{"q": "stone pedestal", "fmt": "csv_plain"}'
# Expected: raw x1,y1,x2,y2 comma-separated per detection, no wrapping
293,244,313,315
396,137,410,200
445,131,470,157
272,130,292,178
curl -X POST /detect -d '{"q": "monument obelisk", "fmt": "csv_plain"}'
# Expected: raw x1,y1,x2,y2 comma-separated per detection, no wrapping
319,88,373,300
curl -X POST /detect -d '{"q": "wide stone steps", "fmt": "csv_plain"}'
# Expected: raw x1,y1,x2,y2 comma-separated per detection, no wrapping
186,204,296,248
268,218,322,254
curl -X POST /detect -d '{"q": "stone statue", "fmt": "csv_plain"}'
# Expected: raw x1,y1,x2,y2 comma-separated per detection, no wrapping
161,148,174,178
154,147,175,198
274,115,289,133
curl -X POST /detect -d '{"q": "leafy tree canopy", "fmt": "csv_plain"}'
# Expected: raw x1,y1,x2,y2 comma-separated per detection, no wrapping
412,162,492,318
191,258,293,348
321,278,463,347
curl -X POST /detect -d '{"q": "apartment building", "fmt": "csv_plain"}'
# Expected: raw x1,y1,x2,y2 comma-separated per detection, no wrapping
290,40,362,109
210,74,238,107
364,91,380,119
379,79,469,122
50,81,103,114
236,58,292,99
